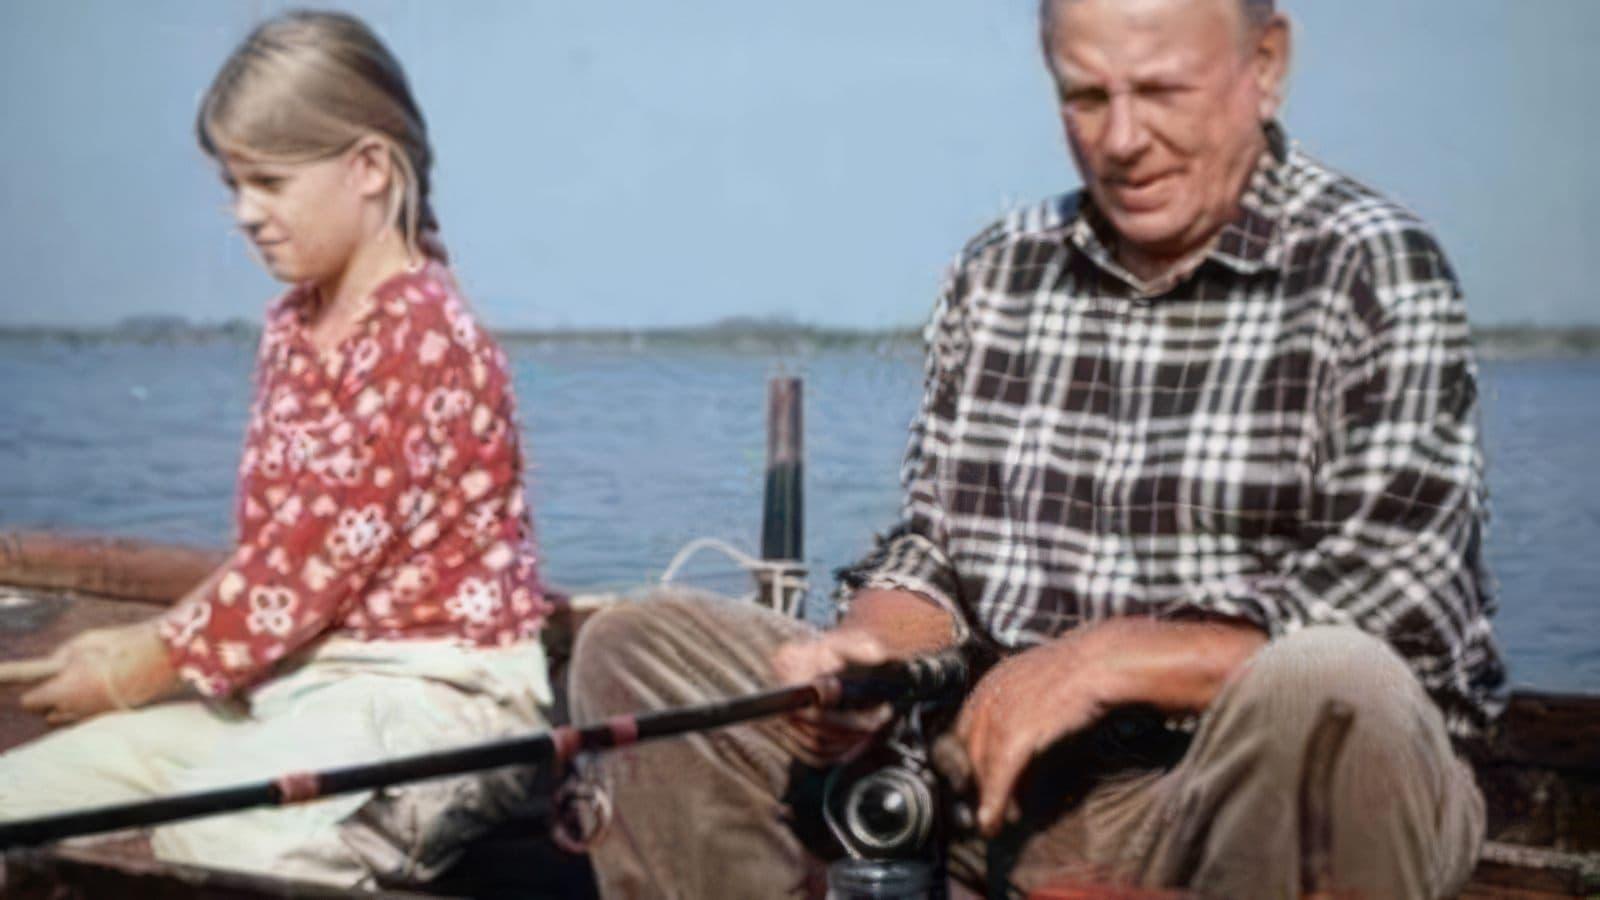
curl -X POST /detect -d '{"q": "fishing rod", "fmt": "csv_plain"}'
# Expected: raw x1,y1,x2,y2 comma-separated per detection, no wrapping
0,651,967,850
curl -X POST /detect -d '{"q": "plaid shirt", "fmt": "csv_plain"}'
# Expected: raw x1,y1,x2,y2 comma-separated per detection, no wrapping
839,126,1505,737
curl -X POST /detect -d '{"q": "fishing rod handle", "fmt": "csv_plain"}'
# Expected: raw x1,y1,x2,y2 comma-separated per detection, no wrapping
830,649,969,709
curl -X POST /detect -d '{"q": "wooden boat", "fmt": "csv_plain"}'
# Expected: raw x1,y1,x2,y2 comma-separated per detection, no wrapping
1,530,1595,898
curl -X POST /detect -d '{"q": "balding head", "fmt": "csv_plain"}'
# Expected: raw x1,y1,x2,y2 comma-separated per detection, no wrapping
1043,0,1277,44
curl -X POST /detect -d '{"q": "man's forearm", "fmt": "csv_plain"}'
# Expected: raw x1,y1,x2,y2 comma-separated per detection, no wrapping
840,593,1265,712
1084,616,1268,714
839,588,960,658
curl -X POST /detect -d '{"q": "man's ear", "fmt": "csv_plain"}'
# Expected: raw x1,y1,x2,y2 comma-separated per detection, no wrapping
347,135,394,200
1253,14,1292,121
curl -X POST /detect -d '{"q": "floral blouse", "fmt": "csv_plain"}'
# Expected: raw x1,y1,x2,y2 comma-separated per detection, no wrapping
159,261,549,698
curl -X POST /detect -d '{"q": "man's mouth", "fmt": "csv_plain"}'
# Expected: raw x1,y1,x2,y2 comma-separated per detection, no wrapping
1106,171,1178,209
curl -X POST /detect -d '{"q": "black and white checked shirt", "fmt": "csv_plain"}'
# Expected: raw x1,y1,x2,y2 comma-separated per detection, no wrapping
839,126,1505,736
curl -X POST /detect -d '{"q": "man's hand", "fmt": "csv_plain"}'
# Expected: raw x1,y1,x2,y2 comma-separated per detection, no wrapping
20,619,179,726
769,588,959,764
956,631,1110,835
956,617,1268,836
771,627,896,761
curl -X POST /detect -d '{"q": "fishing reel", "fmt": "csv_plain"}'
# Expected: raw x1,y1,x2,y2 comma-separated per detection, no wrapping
838,762,940,858
822,698,956,899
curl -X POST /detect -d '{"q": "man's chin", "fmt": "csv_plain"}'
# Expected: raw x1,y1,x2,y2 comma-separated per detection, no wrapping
1104,213,1188,253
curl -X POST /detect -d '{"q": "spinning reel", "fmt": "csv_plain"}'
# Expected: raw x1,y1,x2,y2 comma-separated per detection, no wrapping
822,695,960,899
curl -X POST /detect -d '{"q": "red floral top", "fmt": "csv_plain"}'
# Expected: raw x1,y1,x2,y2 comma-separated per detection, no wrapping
159,261,549,698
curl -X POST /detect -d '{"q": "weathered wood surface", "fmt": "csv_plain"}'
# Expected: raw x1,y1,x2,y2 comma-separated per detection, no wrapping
760,375,804,562
1462,842,1600,898
0,531,223,605
758,376,806,614
1470,692,1600,856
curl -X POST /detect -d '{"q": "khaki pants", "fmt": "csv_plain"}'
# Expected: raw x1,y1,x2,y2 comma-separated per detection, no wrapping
568,589,1484,899
0,637,552,888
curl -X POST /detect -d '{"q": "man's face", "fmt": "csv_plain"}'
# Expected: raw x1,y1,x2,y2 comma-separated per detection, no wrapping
1045,0,1282,270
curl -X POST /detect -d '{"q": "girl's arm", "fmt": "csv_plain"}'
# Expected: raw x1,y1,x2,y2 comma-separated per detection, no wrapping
17,561,228,725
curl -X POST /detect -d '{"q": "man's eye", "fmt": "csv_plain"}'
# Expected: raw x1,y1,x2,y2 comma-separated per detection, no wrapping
1138,84,1186,102
1061,88,1108,111
251,176,285,191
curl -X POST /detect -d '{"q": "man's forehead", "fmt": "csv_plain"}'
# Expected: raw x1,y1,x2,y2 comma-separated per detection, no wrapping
1045,0,1242,78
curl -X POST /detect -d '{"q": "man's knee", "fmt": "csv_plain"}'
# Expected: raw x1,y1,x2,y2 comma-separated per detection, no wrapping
569,588,719,688
1233,625,1429,731
570,596,661,681
1200,625,1454,812
1169,627,1478,896
569,597,670,718
568,587,804,719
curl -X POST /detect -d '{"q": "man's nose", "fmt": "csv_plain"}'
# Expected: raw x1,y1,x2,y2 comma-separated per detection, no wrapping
1101,93,1150,162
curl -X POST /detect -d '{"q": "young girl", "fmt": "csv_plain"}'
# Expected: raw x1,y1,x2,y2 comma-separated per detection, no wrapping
0,11,552,887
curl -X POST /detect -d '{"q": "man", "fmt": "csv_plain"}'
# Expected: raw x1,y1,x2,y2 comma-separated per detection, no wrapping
570,0,1504,896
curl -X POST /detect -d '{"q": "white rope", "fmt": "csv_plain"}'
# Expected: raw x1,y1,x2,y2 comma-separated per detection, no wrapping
658,537,808,618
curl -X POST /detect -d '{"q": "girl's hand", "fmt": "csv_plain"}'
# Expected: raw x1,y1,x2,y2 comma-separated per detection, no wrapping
20,620,179,726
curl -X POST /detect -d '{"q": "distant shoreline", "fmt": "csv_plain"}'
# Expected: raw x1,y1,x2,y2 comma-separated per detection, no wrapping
2,320,1598,359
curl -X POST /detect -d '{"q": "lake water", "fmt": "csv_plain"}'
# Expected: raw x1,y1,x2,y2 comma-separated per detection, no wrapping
1,338,1596,693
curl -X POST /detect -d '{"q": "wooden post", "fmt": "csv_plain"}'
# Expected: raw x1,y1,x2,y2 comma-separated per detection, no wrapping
759,376,805,615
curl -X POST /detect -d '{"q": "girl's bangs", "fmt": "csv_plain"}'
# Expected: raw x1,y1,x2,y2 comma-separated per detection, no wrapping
201,81,352,166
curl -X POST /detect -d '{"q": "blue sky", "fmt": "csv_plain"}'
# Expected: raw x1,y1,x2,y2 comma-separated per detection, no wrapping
1,1,1595,329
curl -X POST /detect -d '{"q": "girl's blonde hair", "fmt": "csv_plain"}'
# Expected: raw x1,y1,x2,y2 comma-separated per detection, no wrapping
198,10,445,261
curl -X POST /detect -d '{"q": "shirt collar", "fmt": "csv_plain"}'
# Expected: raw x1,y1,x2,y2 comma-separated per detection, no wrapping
266,261,437,378
1067,120,1293,294
1209,120,1290,275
